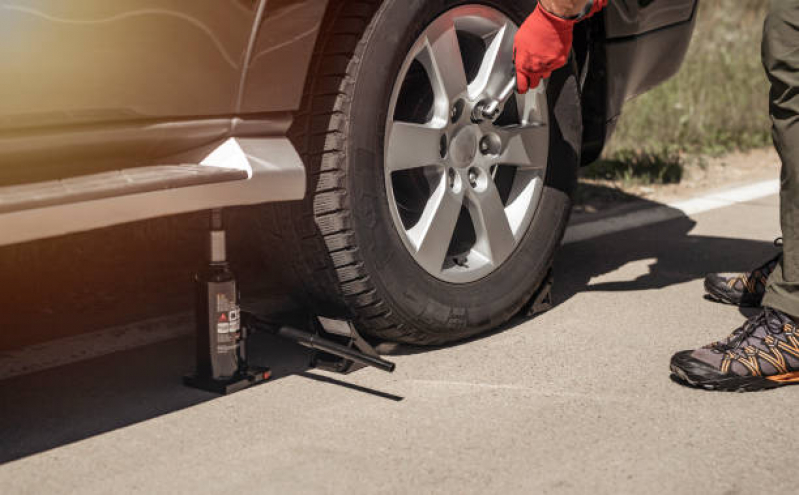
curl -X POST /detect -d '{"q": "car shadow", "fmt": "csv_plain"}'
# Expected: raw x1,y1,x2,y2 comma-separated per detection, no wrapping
0,321,399,465
0,184,777,464
0,201,413,465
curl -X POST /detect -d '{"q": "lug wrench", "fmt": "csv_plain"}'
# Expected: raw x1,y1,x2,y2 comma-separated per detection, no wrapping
473,74,546,129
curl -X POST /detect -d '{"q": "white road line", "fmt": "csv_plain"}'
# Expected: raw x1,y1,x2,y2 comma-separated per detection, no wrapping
563,179,779,244
0,179,780,382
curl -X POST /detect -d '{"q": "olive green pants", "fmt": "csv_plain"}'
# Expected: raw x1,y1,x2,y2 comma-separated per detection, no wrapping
762,0,799,317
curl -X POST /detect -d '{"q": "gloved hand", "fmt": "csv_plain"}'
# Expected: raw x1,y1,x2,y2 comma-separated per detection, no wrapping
513,0,607,93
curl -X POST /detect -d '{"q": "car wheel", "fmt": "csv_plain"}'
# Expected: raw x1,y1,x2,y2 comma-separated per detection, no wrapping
275,0,580,345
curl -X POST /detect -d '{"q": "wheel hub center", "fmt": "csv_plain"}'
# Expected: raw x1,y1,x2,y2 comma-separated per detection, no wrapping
449,126,479,167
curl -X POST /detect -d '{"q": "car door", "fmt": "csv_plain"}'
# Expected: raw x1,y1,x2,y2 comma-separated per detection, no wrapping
0,0,258,131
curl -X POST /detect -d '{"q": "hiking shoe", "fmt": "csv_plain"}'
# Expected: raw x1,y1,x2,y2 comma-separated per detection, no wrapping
704,239,782,307
671,307,799,392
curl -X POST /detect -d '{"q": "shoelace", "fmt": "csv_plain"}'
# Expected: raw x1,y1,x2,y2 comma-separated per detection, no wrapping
711,308,778,352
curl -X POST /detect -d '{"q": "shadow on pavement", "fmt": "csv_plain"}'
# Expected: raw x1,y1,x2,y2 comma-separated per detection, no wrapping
554,208,775,311
0,185,776,464
296,371,404,401
0,327,401,464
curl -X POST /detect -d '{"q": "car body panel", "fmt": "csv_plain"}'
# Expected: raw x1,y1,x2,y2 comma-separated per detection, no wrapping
0,0,325,129
605,0,697,39
0,137,306,247
0,0,323,188
239,0,329,114
580,0,698,164
603,0,698,118
0,118,231,186
0,0,256,130
0,0,321,245
604,13,697,121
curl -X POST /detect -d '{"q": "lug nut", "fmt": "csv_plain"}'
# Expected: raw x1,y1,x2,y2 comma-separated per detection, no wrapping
451,99,464,124
468,168,479,188
448,168,456,189
479,134,501,156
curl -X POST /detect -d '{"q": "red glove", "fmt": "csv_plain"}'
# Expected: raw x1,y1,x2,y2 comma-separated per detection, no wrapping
587,0,608,18
514,0,607,93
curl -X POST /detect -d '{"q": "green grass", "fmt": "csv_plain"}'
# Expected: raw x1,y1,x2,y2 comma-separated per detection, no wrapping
582,147,685,184
588,0,772,184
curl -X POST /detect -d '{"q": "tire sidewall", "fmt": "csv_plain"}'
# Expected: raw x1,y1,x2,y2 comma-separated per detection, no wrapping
346,0,580,337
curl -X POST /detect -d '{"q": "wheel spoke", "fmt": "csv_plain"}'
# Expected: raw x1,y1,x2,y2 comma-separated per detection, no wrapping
469,179,515,265
386,122,444,172
419,19,469,108
469,21,517,101
408,180,464,273
497,130,547,170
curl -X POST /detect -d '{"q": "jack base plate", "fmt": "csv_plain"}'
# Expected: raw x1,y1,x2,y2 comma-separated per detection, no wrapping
183,367,271,395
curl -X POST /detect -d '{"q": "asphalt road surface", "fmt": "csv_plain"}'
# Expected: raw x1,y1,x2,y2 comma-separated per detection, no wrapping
0,189,791,494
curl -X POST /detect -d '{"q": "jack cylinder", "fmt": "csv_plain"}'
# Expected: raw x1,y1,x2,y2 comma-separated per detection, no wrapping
194,210,243,380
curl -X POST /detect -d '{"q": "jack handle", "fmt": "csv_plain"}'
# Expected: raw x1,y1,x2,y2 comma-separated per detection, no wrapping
242,313,396,373
278,326,396,373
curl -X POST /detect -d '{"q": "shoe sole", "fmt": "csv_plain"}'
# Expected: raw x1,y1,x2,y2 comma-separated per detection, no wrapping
670,364,799,392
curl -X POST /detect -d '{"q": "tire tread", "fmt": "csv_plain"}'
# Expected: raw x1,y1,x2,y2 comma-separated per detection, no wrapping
271,0,437,343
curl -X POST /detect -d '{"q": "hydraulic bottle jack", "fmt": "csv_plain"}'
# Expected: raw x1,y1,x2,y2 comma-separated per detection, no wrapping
184,209,395,395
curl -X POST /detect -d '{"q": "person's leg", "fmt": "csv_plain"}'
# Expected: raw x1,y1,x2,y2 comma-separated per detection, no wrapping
703,1,799,309
670,1,799,391
762,0,799,319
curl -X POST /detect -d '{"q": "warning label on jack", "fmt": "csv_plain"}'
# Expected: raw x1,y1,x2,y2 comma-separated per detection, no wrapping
212,282,239,334
216,308,240,334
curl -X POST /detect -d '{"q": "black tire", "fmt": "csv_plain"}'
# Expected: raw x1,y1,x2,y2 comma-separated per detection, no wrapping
273,0,581,345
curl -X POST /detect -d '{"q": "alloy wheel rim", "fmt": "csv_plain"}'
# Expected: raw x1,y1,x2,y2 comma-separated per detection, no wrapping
384,5,549,284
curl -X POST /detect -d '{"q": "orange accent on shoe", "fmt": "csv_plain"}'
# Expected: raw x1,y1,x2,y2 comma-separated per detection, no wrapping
766,371,799,383
744,274,759,293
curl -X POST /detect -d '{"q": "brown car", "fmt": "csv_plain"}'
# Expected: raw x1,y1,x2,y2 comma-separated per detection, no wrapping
0,0,697,344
